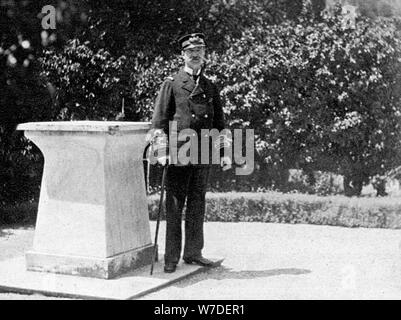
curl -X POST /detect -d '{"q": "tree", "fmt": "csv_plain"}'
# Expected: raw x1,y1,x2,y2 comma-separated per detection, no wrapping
135,2,401,195
0,0,89,205
0,0,293,204
40,40,126,120
206,5,401,196
38,0,291,122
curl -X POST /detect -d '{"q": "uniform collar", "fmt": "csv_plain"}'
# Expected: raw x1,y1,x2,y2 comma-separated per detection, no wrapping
184,65,201,76
179,68,205,96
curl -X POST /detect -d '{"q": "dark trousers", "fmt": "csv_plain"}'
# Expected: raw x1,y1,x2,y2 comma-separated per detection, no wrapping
164,165,210,264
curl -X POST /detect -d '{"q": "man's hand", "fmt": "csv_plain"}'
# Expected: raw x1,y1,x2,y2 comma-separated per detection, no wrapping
157,155,170,166
220,156,232,171
214,134,233,150
153,135,169,166
146,129,170,166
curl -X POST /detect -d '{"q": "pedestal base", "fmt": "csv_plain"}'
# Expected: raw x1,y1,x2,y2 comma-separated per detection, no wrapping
17,121,154,279
26,244,156,279
0,256,224,300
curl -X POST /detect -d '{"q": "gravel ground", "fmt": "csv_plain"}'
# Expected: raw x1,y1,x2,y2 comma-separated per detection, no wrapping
1,221,401,300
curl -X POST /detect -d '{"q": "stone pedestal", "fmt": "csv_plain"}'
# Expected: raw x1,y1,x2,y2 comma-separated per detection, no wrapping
17,121,154,279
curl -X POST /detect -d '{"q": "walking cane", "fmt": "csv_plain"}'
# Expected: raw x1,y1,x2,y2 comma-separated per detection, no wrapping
150,160,168,275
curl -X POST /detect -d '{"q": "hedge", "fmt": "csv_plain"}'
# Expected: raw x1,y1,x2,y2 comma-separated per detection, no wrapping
2,192,401,229
148,192,401,229
0,201,38,226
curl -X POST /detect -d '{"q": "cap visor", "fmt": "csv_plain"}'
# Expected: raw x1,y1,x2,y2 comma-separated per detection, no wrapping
184,44,206,50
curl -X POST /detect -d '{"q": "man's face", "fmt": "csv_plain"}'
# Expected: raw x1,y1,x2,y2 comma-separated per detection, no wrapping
182,47,205,70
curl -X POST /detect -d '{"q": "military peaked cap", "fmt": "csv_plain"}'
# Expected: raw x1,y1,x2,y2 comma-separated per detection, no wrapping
178,33,206,50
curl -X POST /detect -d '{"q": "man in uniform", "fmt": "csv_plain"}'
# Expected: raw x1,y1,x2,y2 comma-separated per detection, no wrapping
149,32,231,273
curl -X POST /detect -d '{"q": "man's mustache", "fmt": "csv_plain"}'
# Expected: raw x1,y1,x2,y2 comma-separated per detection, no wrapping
191,57,209,64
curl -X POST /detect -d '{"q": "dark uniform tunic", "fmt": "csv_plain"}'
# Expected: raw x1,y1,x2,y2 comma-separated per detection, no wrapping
151,67,225,264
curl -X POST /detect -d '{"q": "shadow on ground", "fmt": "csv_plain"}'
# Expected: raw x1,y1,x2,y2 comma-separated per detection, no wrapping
174,266,311,288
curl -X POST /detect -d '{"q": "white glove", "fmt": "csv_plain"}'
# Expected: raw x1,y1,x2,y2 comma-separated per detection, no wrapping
214,134,233,150
146,129,169,166
220,156,232,171
156,155,170,166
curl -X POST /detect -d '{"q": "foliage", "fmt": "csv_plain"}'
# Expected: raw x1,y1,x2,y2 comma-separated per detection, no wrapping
0,201,37,226
6,190,401,228
210,6,401,196
38,0,293,121
100,3,401,197
148,191,401,229
81,0,290,55
40,40,127,120
0,45,51,206
131,5,401,196
286,169,344,195
2,0,401,206
0,0,90,205
1,0,294,205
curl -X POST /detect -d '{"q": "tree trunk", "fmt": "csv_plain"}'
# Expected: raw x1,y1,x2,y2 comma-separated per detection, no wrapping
373,178,388,197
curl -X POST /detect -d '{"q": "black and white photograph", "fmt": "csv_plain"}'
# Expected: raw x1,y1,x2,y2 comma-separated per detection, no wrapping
1,0,401,306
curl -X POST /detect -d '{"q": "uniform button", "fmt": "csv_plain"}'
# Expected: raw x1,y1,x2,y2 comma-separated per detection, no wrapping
192,114,195,118
204,114,208,118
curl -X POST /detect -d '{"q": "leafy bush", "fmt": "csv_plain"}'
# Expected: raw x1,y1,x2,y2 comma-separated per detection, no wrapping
287,169,343,195
0,201,38,226
208,6,401,196
134,6,401,196
313,171,343,195
1,0,291,206
148,191,401,229
37,0,291,122
3,0,401,204
1,50,51,206
40,40,127,120
4,191,401,229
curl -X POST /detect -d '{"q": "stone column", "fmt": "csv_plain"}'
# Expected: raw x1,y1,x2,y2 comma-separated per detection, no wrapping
17,121,154,279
